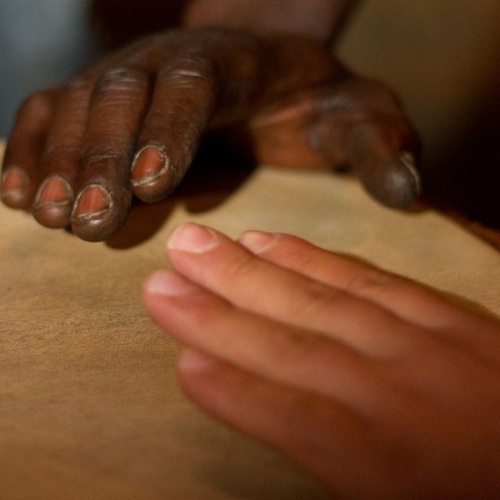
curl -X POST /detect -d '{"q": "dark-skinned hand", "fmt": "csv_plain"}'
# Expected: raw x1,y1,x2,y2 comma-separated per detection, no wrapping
1,28,420,241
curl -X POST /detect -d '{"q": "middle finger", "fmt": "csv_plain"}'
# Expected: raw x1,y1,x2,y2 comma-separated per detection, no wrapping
165,222,421,358
143,269,392,414
71,66,150,241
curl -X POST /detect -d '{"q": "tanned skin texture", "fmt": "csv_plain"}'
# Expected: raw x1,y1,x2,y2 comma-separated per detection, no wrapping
0,0,420,241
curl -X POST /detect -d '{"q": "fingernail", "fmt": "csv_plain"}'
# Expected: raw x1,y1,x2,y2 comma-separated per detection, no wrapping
399,152,421,196
0,166,29,198
167,222,218,253
34,175,73,208
131,146,168,187
73,185,111,218
369,152,421,210
145,270,194,296
177,349,216,373
239,231,279,254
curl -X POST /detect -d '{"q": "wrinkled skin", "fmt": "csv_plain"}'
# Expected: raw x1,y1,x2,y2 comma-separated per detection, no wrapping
144,222,500,499
0,1,420,241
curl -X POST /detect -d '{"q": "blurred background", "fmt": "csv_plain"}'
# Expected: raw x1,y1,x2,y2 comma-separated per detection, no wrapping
0,0,498,229
338,0,500,229
0,0,97,135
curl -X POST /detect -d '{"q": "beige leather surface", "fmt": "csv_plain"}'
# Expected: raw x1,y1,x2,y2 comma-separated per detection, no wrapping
0,141,499,499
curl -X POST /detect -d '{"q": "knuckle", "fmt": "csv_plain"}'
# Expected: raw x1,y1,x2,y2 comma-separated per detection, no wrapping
65,74,95,95
80,144,128,166
361,80,401,113
344,268,395,296
93,66,149,97
275,329,325,366
336,79,402,121
41,146,80,168
298,282,343,320
159,54,216,89
222,252,258,285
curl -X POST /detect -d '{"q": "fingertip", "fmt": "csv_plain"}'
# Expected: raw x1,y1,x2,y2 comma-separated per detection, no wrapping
70,220,125,242
361,152,422,210
144,269,195,297
32,175,73,228
131,145,167,181
0,166,32,208
33,206,72,229
177,349,217,375
166,222,219,254
174,350,225,415
73,184,111,219
131,145,173,202
70,184,130,242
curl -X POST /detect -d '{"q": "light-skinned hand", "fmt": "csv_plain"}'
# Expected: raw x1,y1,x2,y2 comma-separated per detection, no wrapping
143,222,500,499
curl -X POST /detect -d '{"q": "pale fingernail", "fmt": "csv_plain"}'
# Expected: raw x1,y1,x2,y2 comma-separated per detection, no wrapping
177,349,216,373
239,231,279,254
145,270,194,296
399,152,421,196
131,145,168,187
73,185,111,218
34,175,73,208
167,222,218,253
1,166,29,198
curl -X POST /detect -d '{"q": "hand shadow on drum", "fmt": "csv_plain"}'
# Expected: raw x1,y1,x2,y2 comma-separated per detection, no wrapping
105,129,256,250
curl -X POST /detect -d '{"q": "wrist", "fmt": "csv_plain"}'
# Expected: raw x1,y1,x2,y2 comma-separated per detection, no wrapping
184,0,358,44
